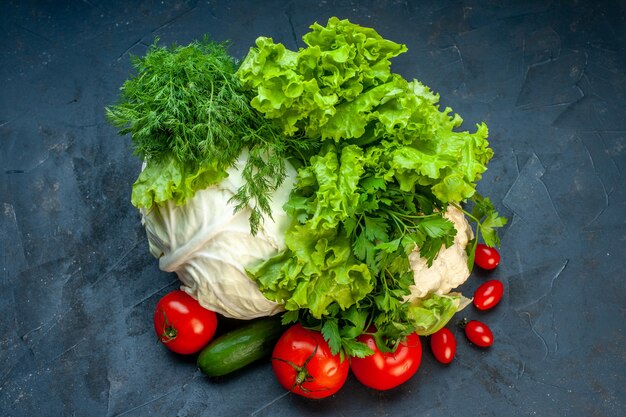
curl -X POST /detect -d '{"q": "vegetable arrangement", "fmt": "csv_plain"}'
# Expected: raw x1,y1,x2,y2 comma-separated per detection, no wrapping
107,17,507,397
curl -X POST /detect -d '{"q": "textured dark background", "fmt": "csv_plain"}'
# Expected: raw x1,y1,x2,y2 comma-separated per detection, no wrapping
1,1,625,416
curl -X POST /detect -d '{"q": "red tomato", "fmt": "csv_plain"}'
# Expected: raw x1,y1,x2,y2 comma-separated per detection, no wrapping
350,333,422,390
272,324,349,399
464,320,493,348
153,290,217,355
474,244,500,270
430,328,456,364
473,280,504,310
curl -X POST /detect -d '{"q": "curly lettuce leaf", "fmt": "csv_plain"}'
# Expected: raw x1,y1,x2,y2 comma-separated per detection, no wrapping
247,144,373,318
349,77,493,203
240,29,493,202
237,16,407,139
248,226,373,318
131,154,227,209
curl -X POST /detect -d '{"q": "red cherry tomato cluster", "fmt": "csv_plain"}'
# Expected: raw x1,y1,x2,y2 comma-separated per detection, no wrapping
430,245,505,363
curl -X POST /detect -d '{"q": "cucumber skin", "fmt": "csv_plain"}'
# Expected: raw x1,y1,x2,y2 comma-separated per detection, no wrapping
197,316,284,377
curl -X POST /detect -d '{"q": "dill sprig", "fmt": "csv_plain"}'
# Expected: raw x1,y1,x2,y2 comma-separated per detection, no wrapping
106,37,305,233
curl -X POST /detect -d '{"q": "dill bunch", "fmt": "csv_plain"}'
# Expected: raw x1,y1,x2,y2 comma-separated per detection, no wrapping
106,37,304,233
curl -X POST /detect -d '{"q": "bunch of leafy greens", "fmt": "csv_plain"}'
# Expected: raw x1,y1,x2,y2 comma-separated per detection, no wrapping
239,17,506,357
106,37,306,233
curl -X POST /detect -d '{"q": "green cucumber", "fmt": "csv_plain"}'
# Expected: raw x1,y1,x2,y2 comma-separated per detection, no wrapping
197,315,284,377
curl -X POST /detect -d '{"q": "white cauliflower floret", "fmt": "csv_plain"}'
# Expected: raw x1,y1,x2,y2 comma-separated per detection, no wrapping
140,151,296,319
407,206,474,301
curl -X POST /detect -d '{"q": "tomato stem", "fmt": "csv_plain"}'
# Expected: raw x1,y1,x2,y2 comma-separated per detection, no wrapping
159,310,178,343
272,343,330,394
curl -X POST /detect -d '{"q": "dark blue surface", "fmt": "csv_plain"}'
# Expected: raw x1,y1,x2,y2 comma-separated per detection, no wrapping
1,1,625,416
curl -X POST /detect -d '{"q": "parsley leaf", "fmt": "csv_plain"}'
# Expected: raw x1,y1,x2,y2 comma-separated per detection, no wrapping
341,339,374,358
321,319,342,355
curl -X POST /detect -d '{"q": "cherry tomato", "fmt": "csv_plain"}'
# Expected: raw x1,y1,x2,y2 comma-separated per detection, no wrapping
272,324,349,399
430,328,456,364
463,320,493,348
153,290,218,355
474,244,500,270
350,332,422,390
473,280,504,310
